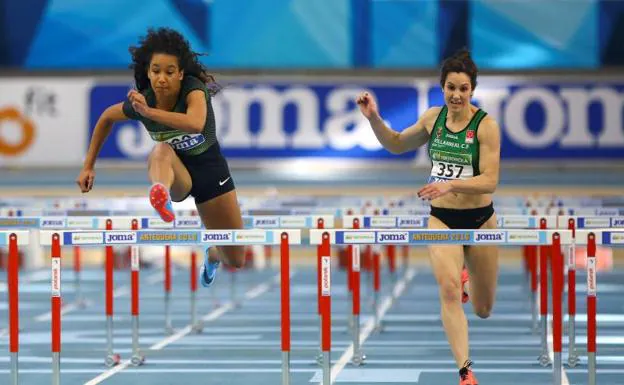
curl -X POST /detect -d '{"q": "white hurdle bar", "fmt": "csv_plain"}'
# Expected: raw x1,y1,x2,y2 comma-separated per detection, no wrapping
309,228,574,385
37,229,301,385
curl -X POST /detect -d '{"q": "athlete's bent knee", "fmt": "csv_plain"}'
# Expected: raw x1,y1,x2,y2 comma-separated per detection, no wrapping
149,143,174,163
439,278,462,305
474,304,493,319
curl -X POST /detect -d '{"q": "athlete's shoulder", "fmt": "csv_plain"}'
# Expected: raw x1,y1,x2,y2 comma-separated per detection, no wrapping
182,75,207,92
424,106,444,117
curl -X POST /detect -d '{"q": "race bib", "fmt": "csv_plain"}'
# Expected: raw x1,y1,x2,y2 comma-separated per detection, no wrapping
429,160,473,183
428,150,473,183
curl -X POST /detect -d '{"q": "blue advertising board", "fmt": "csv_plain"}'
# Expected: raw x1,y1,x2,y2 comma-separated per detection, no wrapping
89,76,624,161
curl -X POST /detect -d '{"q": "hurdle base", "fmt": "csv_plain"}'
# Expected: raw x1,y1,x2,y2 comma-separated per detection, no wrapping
566,353,580,368
131,354,146,367
351,352,366,367
191,321,204,334
537,352,551,367
105,353,121,368
165,325,176,336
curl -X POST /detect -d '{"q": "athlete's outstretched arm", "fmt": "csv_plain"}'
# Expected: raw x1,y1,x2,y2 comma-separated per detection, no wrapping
129,89,206,134
449,117,501,194
357,92,437,154
83,103,128,169
77,102,128,192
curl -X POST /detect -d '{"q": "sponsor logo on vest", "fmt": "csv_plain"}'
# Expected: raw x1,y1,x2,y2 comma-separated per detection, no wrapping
377,231,409,243
167,134,205,151
475,232,505,243
466,130,474,144
106,232,137,244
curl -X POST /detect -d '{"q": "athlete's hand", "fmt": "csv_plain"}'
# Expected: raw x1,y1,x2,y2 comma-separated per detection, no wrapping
127,90,150,117
356,92,379,120
76,168,95,193
417,181,454,201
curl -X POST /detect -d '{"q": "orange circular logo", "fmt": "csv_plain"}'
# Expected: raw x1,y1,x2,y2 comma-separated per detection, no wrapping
0,107,35,156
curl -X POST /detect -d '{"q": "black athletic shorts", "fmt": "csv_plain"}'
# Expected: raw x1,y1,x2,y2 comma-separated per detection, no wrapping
430,202,495,229
175,142,235,205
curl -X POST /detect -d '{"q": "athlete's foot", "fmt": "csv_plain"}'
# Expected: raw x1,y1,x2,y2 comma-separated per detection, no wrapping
149,183,175,223
459,360,478,385
200,248,220,288
461,267,470,304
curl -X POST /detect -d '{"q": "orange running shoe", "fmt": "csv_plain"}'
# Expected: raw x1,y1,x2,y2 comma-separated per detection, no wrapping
459,360,478,385
149,183,175,223
461,267,470,304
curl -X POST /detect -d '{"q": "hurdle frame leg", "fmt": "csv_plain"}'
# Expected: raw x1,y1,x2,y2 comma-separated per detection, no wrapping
351,245,365,366
129,219,145,366
8,234,19,385
104,220,120,367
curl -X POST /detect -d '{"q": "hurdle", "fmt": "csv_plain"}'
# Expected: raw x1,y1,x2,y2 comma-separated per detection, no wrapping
570,229,621,385
0,231,29,385
309,228,574,385
35,228,301,385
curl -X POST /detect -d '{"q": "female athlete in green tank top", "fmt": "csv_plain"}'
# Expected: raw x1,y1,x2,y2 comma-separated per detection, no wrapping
357,49,501,385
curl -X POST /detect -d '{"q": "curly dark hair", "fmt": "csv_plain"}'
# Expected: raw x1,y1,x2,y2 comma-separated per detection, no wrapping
128,27,221,96
440,48,478,90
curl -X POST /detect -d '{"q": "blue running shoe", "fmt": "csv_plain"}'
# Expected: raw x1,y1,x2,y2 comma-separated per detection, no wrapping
200,248,220,288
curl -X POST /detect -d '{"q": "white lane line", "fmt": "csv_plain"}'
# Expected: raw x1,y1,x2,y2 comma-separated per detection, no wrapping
83,272,287,385
327,268,417,384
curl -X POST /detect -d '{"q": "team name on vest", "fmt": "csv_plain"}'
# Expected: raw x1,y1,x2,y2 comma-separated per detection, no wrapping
433,138,469,149
106,232,137,244
475,232,505,243
377,232,409,243
202,232,233,242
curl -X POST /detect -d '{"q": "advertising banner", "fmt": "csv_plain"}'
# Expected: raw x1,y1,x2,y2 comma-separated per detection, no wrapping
89,75,624,163
0,78,92,166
